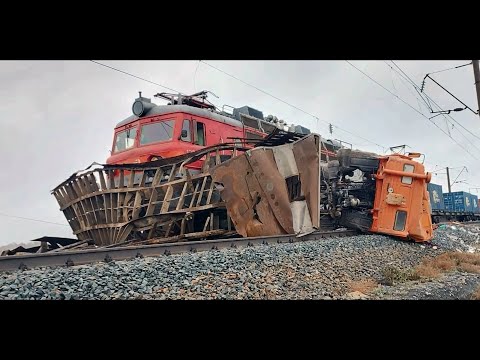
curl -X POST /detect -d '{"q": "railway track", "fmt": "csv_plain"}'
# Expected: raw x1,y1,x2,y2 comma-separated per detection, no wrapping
436,220,480,226
0,229,356,272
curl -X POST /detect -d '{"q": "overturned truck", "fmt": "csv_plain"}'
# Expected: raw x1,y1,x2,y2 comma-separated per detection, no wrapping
52,132,433,246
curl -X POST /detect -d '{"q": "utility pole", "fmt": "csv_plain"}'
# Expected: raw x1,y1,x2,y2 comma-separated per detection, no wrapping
446,167,452,193
473,60,480,119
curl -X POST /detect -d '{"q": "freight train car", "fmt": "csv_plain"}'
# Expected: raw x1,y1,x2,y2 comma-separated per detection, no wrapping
427,183,444,212
470,194,480,214
427,184,480,223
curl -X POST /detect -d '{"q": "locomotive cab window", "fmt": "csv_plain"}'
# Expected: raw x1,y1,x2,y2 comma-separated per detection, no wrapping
114,127,137,153
393,210,407,231
180,120,191,142
401,164,415,185
194,121,205,146
140,120,174,145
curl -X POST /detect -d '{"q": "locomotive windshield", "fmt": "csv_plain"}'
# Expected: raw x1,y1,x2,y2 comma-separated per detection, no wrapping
114,128,137,153
140,119,175,145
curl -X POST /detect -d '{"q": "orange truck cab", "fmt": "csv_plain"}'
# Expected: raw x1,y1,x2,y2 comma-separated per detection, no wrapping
328,148,433,242
370,153,433,242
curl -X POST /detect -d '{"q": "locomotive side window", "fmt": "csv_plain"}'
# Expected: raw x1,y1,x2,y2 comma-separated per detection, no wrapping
195,122,205,146
401,164,415,185
180,120,191,142
114,127,137,153
140,120,175,145
393,210,407,231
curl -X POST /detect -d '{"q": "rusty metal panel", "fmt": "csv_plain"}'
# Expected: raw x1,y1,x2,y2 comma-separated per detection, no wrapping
270,135,319,232
212,134,320,237
247,149,294,233
292,134,320,228
211,153,287,237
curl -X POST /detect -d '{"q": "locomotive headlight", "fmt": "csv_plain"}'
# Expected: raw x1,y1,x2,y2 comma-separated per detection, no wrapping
132,99,155,117
132,100,145,117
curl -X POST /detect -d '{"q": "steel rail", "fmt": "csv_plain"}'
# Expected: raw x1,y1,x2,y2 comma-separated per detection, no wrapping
0,229,357,272
437,220,480,226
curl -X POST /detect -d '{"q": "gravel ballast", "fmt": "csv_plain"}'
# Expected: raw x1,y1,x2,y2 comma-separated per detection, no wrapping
0,223,479,300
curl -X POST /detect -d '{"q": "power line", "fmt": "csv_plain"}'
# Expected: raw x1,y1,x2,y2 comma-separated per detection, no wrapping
392,61,476,125
407,79,480,156
200,60,387,150
425,61,472,76
90,59,387,150
399,61,478,117
0,212,69,227
385,61,454,135
423,75,478,115
201,61,320,118
90,60,182,94
387,62,480,158
386,62,427,112
384,61,441,116
449,125,480,155
346,61,430,117
389,61,480,145
431,166,466,173
193,60,201,92
327,123,386,151
451,166,468,186
346,60,478,160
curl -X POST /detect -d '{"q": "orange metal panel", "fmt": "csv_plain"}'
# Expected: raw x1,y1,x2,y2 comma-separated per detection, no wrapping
370,155,433,242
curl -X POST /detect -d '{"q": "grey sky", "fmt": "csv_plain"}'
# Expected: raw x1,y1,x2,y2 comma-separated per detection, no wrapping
0,60,479,245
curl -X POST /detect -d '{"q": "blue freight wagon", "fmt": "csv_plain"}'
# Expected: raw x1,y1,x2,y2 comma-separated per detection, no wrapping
451,191,473,212
434,188,480,223
443,193,454,211
427,183,444,211
470,194,479,214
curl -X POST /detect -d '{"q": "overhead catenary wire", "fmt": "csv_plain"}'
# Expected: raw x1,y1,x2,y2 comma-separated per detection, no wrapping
423,75,478,115
89,59,386,151
200,60,387,151
384,61,451,136
90,60,183,94
193,60,201,92
391,61,480,138
432,166,466,172
0,212,69,227
460,181,480,187
385,61,428,113
91,59,476,157
425,61,473,76
388,61,480,154
451,166,468,186
383,61,453,136
345,60,478,160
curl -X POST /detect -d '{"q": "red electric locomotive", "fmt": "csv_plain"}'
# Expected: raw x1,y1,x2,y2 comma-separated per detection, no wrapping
106,91,337,168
